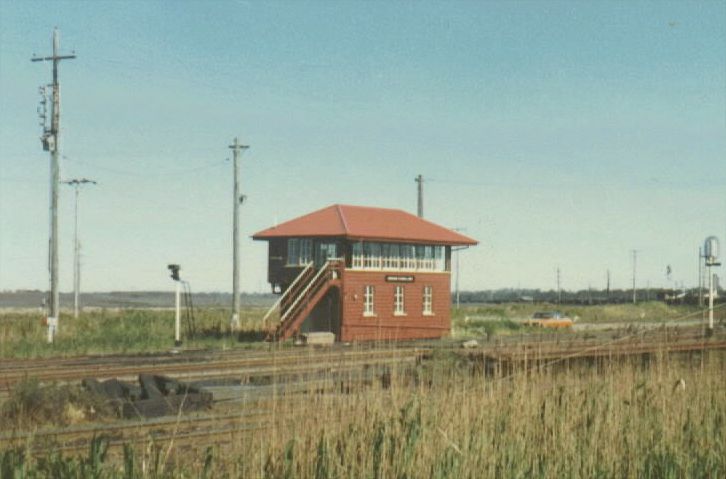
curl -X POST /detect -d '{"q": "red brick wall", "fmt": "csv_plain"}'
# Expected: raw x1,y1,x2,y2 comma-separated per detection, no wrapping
339,270,451,342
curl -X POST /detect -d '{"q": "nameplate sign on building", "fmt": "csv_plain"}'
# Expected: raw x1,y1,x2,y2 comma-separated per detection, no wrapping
385,275,415,283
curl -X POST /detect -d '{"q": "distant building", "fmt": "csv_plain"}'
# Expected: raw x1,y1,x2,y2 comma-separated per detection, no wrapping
253,204,477,342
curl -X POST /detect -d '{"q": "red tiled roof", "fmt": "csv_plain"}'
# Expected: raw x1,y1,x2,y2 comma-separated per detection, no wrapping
252,204,477,246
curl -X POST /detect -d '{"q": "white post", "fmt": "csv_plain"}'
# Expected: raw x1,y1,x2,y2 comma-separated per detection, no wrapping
175,280,182,346
73,185,79,318
455,248,460,309
46,316,57,343
708,267,714,331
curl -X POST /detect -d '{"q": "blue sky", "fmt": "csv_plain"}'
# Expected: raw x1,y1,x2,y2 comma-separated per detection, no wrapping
1,0,724,293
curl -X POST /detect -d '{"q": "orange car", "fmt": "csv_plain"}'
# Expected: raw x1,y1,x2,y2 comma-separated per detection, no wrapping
525,311,574,329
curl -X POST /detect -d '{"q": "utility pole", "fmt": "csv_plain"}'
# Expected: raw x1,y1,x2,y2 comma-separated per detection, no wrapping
455,247,460,309
556,267,561,304
606,269,611,302
631,250,638,304
62,178,96,318
587,284,592,305
32,28,75,343
229,137,249,331
453,227,466,309
698,246,704,307
168,265,182,346
704,236,720,334
415,174,424,218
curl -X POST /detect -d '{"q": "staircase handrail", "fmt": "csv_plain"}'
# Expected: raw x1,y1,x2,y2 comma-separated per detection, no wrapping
280,260,337,323
261,261,314,324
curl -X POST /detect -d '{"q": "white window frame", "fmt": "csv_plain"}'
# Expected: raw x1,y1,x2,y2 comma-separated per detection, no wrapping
300,238,312,264
401,245,416,270
352,242,364,269
364,242,382,269
287,239,300,266
433,246,444,271
349,242,445,272
394,285,405,315
287,238,312,266
363,285,375,316
423,285,433,315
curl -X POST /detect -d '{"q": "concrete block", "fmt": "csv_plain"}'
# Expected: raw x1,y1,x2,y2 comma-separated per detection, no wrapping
303,332,335,345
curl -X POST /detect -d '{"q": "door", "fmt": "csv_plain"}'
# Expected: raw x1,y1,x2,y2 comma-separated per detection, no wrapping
316,242,338,267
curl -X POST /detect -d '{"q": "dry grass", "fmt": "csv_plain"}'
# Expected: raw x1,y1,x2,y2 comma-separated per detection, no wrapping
0,379,115,430
2,349,724,478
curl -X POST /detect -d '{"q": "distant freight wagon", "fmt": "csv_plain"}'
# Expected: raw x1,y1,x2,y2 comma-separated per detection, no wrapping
253,204,477,342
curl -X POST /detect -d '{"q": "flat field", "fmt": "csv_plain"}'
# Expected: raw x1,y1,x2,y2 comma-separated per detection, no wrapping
1,302,718,358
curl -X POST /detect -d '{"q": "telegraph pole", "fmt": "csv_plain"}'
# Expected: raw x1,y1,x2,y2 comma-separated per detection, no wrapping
415,174,423,218
62,178,96,318
556,267,561,304
698,246,704,307
453,227,466,309
229,137,249,331
606,269,611,301
631,250,638,304
32,28,75,343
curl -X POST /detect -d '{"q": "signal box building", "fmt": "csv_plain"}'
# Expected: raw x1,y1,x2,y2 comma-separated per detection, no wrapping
253,204,477,342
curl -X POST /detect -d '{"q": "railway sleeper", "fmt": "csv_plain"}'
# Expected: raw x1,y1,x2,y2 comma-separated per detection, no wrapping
82,374,213,419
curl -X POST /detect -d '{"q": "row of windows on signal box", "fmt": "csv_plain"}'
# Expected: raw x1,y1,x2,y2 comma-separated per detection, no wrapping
362,285,434,316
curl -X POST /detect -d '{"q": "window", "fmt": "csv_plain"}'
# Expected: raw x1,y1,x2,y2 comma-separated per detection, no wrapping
381,244,392,269
433,246,444,271
386,243,400,269
287,238,312,266
364,242,382,269
300,239,312,264
394,286,405,315
401,245,416,270
317,242,338,266
349,242,445,272
423,286,433,315
352,242,364,269
364,285,375,316
287,239,299,266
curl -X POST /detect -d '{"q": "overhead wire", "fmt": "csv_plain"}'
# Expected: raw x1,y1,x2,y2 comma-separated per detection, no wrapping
61,154,228,178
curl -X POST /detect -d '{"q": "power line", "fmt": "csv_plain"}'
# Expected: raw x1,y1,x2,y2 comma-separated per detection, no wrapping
62,155,228,178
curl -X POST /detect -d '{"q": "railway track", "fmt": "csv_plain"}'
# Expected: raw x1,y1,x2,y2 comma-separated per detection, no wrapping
1,324,718,391
2,327,724,457
479,331,726,363
0,375,380,455
0,346,427,392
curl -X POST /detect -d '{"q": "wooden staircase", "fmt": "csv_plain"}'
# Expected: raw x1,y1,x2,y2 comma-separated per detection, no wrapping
262,259,343,341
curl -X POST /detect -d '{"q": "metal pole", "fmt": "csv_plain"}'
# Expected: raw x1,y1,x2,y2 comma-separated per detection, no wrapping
708,266,714,331
455,247,460,309
63,178,96,318
631,250,637,304
229,137,249,331
698,246,703,307
73,185,79,318
606,269,611,302
415,174,423,218
50,30,60,333
32,28,75,342
175,280,182,346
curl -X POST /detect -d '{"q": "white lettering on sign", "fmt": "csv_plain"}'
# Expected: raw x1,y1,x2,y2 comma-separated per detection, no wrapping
385,275,415,283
